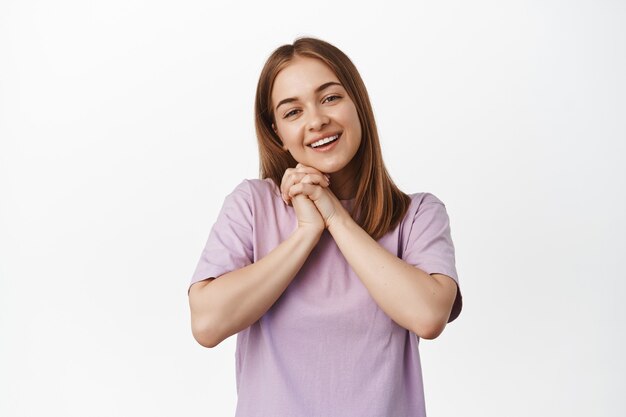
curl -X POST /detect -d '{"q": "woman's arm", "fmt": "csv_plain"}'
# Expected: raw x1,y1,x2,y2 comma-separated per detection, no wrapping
189,193,325,348
327,214,458,339
286,182,458,339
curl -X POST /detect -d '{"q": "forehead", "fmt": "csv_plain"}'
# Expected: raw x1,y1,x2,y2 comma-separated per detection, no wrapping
271,57,340,102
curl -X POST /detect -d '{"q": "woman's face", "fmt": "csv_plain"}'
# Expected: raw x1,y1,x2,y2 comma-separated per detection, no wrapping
271,56,362,176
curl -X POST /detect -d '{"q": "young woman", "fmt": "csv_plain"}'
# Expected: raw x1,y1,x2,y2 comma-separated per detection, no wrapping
188,37,463,417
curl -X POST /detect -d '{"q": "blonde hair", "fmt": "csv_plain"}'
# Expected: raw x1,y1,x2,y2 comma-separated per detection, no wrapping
254,37,410,240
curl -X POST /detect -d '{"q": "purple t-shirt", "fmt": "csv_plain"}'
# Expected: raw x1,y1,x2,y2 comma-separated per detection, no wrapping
190,178,462,417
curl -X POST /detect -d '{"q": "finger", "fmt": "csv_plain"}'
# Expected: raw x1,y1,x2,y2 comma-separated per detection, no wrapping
280,168,301,198
282,170,329,195
294,165,327,178
299,168,331,184
284,174,328,205
290,164,331,183
281,171,307,201
281,189,292,206
281,167,299,184
303,170,331,184
288,182,324,199
300,173,330,187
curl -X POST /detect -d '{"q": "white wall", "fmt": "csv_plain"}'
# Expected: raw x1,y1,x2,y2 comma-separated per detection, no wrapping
1,0,624,416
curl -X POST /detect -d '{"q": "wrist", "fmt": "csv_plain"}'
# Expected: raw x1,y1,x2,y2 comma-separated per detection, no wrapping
294,223,324,242
327,207,354,236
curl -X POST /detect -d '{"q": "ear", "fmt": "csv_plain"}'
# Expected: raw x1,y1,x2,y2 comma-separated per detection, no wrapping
272,123,289,151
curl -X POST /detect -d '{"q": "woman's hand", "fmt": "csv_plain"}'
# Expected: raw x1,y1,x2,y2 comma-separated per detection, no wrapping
281,164,329,234
290,194,325,233
283,164,350,230
280,164,330,206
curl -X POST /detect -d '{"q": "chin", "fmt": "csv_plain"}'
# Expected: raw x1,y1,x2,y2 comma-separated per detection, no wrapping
294,159,323,171
313,162,345,174
292,155,351,174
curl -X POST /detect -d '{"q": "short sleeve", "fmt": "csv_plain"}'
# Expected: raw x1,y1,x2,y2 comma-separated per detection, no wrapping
403,194,463,323
188,181,254,293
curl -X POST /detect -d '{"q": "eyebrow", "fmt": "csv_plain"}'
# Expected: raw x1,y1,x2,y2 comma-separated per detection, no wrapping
275,81,343,112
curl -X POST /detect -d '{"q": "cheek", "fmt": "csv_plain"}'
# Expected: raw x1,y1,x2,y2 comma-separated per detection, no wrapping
278,125,304,149
282,126,299,143
274,120,288,137
341,103,359,126
348,109,362,136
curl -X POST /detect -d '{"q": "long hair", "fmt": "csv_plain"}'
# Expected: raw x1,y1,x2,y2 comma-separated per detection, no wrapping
254,37,411,240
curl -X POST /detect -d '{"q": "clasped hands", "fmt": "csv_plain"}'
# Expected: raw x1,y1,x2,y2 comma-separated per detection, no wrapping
280,163,348,233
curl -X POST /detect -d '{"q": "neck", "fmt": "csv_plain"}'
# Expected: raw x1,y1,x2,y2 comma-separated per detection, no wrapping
329,159,359,200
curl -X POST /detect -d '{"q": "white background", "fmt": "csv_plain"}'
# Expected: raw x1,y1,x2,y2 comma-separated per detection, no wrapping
1,0,625,416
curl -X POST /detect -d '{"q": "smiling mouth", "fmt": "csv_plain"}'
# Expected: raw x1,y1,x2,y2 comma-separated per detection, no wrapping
309,133,341,148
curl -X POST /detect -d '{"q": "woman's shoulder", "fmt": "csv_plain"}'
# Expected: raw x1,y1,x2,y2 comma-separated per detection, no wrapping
399,191,451,225
229,178,281,202
406,191,447,208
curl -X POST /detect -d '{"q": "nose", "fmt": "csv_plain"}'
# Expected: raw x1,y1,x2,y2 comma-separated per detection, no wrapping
306,106,330,131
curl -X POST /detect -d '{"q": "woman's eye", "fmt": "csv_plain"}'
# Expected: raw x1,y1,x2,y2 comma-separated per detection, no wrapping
283,96,340,118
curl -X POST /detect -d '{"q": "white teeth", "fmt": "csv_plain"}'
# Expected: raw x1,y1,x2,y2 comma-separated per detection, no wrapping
310,134,339,148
